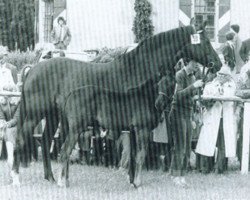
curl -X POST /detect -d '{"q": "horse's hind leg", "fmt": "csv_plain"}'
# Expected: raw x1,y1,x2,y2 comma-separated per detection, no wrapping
12,118,38,185
57,125,79,187
41,117,58,182
133,128,149,188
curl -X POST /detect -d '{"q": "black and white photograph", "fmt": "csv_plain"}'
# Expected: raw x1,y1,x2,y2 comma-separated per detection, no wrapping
0,0,250,199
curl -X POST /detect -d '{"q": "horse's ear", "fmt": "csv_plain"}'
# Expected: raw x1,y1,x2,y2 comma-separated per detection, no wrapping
203,21,208,29
190,18,195,25
200,20,208,30
190,17,196,30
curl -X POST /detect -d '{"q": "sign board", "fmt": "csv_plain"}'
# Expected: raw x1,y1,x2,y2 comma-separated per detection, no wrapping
191,34,201,44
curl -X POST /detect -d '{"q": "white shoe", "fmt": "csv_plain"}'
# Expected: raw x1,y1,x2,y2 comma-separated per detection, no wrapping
11,171,20,186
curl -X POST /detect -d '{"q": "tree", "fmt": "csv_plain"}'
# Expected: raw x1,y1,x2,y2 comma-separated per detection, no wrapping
11,0,35,51
0,0,13,48
132,0,154,43
0,0,35,51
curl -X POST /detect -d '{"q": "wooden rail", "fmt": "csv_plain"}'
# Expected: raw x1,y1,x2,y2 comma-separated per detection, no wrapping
0,91,21,97
201,95,250,174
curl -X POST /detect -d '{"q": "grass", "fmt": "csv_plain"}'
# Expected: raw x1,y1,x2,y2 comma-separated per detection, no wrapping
0,160,249,200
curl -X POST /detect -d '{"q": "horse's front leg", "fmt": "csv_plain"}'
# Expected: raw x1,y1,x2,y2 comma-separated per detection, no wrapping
133,128,149,188
57,124,79,187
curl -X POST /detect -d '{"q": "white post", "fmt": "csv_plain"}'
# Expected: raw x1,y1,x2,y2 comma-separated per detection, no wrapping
241,102,250,174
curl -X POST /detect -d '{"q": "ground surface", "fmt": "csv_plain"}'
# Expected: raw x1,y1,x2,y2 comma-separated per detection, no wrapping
0,160,249,200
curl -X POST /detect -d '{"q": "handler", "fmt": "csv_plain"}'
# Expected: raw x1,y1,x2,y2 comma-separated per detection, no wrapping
169,59,203,187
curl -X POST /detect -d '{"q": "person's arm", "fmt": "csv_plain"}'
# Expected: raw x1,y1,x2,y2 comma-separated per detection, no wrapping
6,104,20,128
0,107,7,129
240,42,248,62
223,44,235,69
175,73,196,98
223,45,230,64
64,27,72,46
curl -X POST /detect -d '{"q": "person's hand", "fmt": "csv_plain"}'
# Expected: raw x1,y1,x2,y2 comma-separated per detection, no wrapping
6,121,12,128
191,121,197,129
193,80,204,88
0,122,8,130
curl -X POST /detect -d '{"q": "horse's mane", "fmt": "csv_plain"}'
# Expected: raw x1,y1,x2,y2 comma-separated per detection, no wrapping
102,25,195,90
116,25,195,63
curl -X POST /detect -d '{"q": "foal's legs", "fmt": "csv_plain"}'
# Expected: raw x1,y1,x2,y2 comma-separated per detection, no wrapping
57,124,79,187
133,128,149,187
119,131,131,169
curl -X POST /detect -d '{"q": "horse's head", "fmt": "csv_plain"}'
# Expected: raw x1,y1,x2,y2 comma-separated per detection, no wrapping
176,21,222,75
155,75,175,113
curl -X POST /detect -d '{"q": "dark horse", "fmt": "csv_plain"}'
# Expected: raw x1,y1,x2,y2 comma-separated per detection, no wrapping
12,23,221,186
58,76,176,187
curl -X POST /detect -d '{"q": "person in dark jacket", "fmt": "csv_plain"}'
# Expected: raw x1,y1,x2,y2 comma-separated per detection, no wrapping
230,24,245,73
169,59,203,187
223,32,236,72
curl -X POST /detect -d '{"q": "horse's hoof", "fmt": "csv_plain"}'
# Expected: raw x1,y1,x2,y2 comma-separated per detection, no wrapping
12,179,20,187
133,179,141,188
57,181,64,188
66,180,70,188
45,176,56,183
57,179,69,188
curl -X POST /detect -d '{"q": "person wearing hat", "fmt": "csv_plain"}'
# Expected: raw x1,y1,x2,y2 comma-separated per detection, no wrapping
196,66,238,174
0,52,18,91
51,16,72,50
231,24,245,73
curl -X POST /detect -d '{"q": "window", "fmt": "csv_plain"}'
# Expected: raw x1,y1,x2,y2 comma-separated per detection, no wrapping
194,0,216,40
44,1,54,42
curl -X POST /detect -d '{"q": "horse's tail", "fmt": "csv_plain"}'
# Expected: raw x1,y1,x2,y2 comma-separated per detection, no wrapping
16,65,33,165
18,65,32,130
20,65,33,84
128,126,137,184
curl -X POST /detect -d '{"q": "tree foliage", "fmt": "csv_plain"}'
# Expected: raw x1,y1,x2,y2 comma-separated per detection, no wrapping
0,0,35,51
132,0,154,43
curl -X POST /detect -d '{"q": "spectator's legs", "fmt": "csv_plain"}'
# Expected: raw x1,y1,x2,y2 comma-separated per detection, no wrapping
6,141,14,170
215,118,228,173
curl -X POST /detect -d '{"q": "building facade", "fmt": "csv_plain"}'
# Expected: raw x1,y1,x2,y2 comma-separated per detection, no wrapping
35,0,250,51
